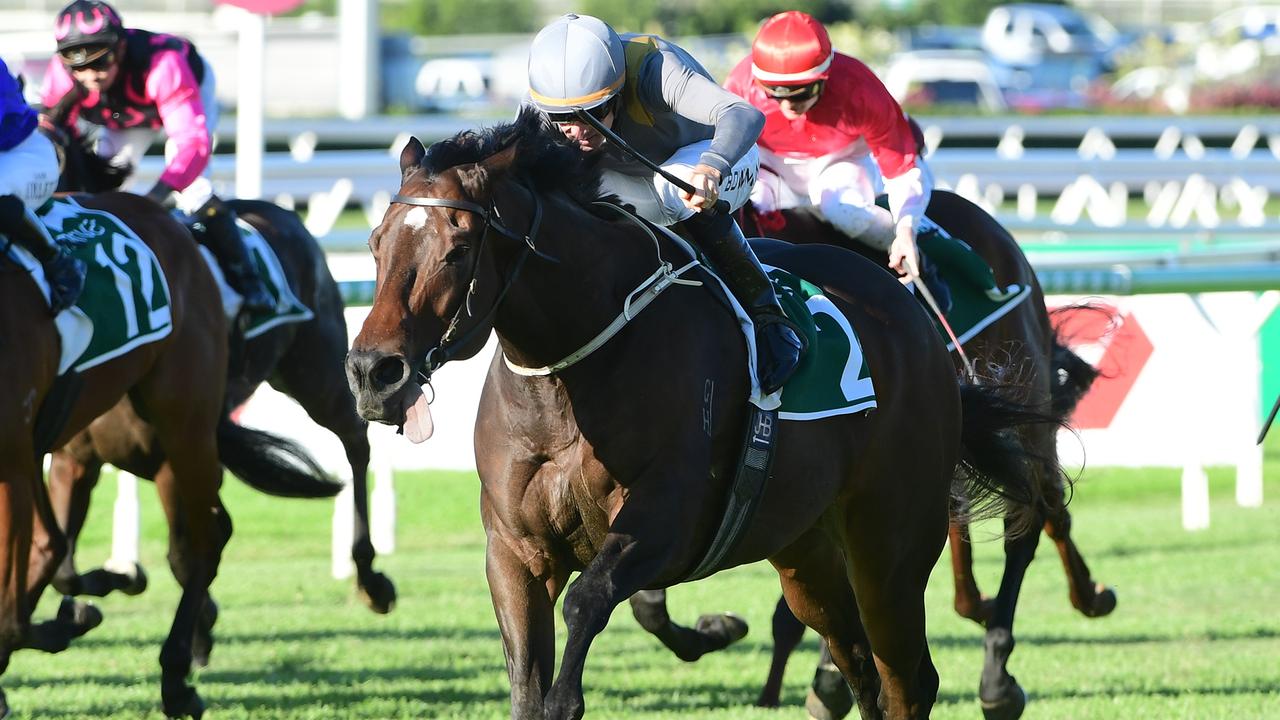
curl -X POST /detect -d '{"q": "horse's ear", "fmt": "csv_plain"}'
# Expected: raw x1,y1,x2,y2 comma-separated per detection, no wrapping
480,141,520,177
399,137,427,179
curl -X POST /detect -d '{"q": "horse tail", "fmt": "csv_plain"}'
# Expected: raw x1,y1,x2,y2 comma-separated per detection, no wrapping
1049,336,1099,420
1047,304,1112,421
955,382,1069,537
216,416,343,498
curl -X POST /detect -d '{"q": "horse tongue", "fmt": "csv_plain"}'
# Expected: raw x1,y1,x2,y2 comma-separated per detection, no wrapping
401,385,434,444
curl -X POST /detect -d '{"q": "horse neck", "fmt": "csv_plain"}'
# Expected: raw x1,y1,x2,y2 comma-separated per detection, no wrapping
491,191,680,371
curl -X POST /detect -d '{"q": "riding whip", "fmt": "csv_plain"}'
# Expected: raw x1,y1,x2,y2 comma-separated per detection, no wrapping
903,253,976,380
571,109,731,216
1258,390,1280,445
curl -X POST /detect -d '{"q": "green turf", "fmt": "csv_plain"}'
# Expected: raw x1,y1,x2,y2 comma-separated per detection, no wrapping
8,445,1280,718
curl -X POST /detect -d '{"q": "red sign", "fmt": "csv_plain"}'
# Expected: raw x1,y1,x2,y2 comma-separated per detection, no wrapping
215,0,303,14
1051,304,1154,430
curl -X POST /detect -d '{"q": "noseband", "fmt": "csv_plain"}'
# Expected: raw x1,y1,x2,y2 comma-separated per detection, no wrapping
389,186,549,382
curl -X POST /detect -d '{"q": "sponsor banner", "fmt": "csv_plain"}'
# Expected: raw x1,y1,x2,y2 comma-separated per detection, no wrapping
1050,293,1270,468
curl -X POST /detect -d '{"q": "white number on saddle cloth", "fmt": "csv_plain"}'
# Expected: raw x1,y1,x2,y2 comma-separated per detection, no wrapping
92,232,171,339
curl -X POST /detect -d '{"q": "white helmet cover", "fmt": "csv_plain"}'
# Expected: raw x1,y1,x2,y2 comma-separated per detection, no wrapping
528,14,625,112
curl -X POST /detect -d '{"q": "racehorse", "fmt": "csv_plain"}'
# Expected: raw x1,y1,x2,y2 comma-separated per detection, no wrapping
43,124,396,615
345,108,1061,720
0,191,341,718
727,197,1113,719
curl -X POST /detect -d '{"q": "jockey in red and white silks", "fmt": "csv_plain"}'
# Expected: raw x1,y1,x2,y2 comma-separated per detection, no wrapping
724,11,931,277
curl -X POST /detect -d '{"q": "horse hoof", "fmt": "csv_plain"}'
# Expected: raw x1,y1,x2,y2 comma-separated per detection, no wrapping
805,687,853,720
121,563,149,596
981,683,1027,720
694,612,749,650
57,597,104,637
754,692,780,708
358,572,397,615
1087,585,1117,618
163,688,205,719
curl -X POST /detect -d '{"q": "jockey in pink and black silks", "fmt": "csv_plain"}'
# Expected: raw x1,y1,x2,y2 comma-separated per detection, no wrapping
724,11,933,282
39,0,273,312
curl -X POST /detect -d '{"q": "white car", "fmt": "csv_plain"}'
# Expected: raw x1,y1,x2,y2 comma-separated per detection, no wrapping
882,50,1008,112
981,3,1121,67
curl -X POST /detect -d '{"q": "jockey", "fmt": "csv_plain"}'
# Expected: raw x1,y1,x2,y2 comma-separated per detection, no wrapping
39,0,273,312
0,56,85,314
526,13,804,394
724,10,950,309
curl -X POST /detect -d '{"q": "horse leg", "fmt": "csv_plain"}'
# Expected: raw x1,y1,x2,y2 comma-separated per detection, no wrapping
842,479,948,719
272,319,395,614
47,449,148,598
976,515,1039,720
628,588,747,662
772,533,875,720
0,453,37,719
1043,478,1116,618
485,531,564,719
949,494,994,626
20,462,104,655
755,594,806,708
544,523,690,720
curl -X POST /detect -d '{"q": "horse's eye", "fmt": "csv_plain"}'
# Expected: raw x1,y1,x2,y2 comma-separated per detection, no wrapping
443,245,471,265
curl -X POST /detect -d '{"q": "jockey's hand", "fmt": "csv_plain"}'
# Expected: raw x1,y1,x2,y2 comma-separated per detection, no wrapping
679,164,722,212
144,180,176,208
888,219,920,279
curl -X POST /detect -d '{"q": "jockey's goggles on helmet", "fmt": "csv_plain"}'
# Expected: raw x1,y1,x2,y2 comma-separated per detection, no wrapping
545,99,615,125
60,44,115,71
759,80,824,103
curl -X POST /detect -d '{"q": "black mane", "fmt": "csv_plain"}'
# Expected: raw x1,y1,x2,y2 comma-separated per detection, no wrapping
421,106,603,206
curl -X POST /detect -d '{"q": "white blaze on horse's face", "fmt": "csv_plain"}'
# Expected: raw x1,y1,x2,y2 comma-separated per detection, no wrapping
403,207,429,231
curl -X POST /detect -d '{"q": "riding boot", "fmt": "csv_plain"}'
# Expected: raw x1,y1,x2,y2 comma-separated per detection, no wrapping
192,196,274,313
683,210,805,395
915,242,953,316
0,195,86,315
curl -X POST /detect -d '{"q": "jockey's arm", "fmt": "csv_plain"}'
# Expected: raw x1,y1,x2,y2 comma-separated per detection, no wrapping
147,49,212,193
649,52,764,208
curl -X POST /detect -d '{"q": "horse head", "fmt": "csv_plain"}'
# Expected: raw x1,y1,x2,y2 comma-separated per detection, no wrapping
346,108,584,436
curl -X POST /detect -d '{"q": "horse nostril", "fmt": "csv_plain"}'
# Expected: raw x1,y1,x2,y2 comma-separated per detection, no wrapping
372,356,408,389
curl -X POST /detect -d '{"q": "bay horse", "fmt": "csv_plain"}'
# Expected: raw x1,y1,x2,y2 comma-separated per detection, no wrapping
0,191,341,718
731,199,1114,720
345,109,1060,720
44,124,396,615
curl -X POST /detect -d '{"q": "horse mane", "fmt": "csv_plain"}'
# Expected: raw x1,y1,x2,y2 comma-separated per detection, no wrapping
422,106,604,207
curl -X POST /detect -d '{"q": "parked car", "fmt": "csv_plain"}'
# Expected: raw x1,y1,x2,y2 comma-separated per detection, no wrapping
882,50,1008,112
981,3,1125,69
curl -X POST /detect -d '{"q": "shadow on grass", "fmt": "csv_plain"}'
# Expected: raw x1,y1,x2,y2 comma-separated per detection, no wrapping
67,622,503,650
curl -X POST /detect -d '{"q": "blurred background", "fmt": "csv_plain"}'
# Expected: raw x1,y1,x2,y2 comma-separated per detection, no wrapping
5,0,1280,117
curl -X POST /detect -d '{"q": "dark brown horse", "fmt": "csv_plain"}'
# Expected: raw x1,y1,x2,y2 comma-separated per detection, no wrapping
345,109,1058,720
45,126,395,615
730,198,1114,720
0,192,341,718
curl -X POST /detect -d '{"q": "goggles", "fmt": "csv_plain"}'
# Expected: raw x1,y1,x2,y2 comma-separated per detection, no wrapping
759,80,824,103
545,100,615,125
61,47,116,72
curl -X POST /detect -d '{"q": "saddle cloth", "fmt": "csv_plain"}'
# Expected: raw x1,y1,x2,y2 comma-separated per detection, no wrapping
197,216,313,340
655,225,877,421
12,196,176,375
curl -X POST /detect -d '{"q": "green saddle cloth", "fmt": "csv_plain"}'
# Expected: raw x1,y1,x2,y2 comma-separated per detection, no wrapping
916,226,1031,350
38,197,175,374
766,267,877,421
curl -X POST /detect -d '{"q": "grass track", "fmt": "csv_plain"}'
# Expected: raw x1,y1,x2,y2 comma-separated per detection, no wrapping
7,448,1280,718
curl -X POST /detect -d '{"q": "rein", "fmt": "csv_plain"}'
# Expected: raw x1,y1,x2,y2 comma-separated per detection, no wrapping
389,187,548,382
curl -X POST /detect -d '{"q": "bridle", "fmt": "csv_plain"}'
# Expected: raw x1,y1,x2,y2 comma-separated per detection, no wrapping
388,182,551,383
